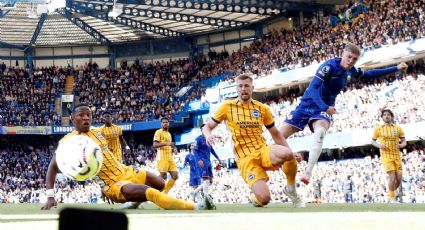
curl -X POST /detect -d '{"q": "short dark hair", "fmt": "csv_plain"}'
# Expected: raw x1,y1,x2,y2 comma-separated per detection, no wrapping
381,109,394,118
344,43,361,55
72,103,90,113
160,117,169,122
236,73,253,82
103,111,112,116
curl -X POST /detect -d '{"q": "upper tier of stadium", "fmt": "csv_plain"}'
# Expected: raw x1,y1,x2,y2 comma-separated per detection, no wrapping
0,0,343,46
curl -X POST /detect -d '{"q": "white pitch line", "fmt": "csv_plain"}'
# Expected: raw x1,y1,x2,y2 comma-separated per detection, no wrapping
1,212,425,230
0,214,58,220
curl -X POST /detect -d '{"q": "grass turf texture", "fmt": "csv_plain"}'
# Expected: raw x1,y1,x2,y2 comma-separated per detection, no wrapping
1,203,425,216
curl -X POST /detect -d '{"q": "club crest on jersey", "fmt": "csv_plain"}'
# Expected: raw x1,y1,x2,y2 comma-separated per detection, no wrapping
287,113,293,120
113,130,118,134
392,130,397,135
248,173,255,180
318,65,330,76
252,110,260,118
96,132,105,140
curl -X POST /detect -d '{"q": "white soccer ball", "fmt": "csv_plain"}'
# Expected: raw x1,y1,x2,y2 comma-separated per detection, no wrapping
55,135,103,181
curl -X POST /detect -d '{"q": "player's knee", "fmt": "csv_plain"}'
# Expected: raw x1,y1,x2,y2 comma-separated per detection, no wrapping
313,126,327,142
255,193,271,205
275,145,293,162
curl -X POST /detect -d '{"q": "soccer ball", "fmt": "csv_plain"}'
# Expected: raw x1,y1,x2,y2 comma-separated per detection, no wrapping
55,135,103,181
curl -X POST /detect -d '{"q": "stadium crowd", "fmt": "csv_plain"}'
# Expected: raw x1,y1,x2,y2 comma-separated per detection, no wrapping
0,0,423,125
75,59,208,123
2,139,424,204
0,66,65,126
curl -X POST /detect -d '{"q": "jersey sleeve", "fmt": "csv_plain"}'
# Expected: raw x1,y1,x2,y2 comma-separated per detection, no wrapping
153,130,161,142
315,62,332,81
372,127,380,140
118,126,123,136
398,126,405,139
97,127,104,136
263,105,275,129
212,102,228,123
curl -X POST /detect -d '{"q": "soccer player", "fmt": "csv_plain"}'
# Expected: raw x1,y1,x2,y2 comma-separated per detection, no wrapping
98,111,130,163
41,104,214,210
372,109,407,203
183,143,202,202
202,73,304,207
193,124,221,198
280,43,408,185
153,117,178,194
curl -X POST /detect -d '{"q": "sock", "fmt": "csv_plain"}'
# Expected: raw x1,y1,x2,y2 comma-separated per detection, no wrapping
282,158,297,185
145,188,194,210
131,202,141,207
389,191,395,199
202,180,211,196
163,178,176,194
305,127,326,177
193,185,203,196
250,194,264,207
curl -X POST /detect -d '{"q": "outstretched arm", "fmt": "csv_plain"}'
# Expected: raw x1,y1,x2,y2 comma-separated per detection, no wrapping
41,154,58,210
210,148,220,161
119,135,130,154
202,119,219,146
362,63,407,80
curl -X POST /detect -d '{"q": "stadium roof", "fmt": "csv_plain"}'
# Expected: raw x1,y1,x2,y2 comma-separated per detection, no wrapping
0,0,343,47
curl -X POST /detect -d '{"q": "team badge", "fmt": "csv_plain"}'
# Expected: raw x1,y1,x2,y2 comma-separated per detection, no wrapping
96,132,105,140
252,110,260,118
113,130,118,134
392,130,397,135
248,173,255,180
318,65,330,76
287,113,293,120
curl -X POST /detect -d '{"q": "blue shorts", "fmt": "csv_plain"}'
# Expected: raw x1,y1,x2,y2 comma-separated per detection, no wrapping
189,177,201,187
201,161,213,178
285,105,332,132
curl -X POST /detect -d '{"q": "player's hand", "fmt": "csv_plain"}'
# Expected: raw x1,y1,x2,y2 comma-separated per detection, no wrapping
41,197,57,210
396,144,403,150
379,144,387,150
294,153,303,162
205,135,219,146
198,159,204,167
125,148,131,154
397,62,408,72
326,106,337,116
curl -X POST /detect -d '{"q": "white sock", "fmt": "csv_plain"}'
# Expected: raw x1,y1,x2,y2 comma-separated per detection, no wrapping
286,184,296,194
202,180,211,196
305,126,326,177
193,185,203,197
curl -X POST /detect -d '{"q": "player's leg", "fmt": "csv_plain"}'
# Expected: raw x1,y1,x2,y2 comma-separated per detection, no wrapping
251,179,271,206
264,145,304,207
190,177,202,202
201,163,213,196
268,144,296,191
121,183,213,210
158,160,168,180
280,112,305,190
301,119,330,185
121,170,165,209
387,171,398,203
280,122,301,139
163,161,178,194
